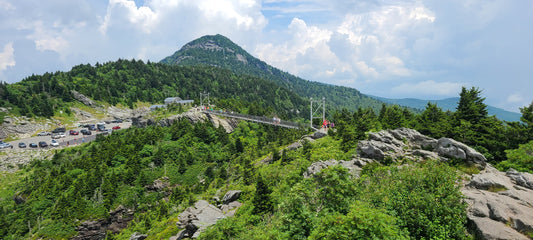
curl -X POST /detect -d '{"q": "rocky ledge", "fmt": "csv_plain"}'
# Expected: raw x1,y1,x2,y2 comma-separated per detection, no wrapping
463,166,533,239
132,110,239,133
170,190,242,239
301,128,532,240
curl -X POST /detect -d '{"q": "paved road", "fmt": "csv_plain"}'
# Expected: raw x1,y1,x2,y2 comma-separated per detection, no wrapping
1,121,132,152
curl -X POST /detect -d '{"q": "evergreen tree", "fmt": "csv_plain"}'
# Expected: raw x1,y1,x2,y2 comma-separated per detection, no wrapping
520,101,533,141
455,87,488,124
252,175,273,215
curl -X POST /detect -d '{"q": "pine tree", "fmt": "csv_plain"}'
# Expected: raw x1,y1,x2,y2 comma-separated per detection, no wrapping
252,175,273,215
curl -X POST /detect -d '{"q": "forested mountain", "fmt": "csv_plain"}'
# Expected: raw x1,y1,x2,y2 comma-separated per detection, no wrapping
161,34,385,113
0,59,308,119
372,96,521,122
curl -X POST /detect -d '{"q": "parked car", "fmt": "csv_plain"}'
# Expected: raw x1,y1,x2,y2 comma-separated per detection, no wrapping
29,143,38,148
69,130,79,135
88,125,97,131
52,127,66,133
81,129,92,135
97,125,105,131
112,125,121,130
18,142,26,148
37,131,51,136
38,141,48,148
112,119,123,123
52,133,66,139
50,139,59,147
0,142,13,149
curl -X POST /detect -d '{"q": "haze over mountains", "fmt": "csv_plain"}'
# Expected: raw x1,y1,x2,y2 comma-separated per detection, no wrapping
161,34,520,121
373,96,521,122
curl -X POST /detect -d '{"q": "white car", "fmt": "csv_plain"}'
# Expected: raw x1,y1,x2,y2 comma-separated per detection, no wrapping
37,131,51,136
50,139,59,147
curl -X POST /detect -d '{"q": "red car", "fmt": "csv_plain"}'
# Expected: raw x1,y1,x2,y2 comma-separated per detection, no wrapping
69,130,79,135
112,125,121,130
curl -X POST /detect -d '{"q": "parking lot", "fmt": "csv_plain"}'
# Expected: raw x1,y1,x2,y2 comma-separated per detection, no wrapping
2,121,132,152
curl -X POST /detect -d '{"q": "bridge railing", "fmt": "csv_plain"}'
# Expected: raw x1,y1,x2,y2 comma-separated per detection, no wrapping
202,110,302,129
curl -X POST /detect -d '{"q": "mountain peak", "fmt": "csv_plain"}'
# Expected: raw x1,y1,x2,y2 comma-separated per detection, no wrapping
161,34,250,65
160,34,386,112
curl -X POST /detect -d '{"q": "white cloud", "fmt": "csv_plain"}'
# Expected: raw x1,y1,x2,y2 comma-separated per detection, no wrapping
100,0,158,34
391,80,463,97
0,0,14,11
507,93,525,104
255,17,335,75
0,42,15,71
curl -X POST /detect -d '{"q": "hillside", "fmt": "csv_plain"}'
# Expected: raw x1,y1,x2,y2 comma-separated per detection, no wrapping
160,34,385,113
372,96,521,122
0,60,308,120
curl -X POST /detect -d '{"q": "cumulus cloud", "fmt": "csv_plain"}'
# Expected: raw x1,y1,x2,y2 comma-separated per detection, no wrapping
391,80,463,97
0,42,15,71
100,0,158,34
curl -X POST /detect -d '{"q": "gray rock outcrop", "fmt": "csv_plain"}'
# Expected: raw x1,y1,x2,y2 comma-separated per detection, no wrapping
506,168,533,190
173,190,243,239
72,90,98,108
303,158,373,178
133,110,238,133
129,232,147,240
222,190,241,204
356,128,486,168
463,164,533,239
72,205,135,240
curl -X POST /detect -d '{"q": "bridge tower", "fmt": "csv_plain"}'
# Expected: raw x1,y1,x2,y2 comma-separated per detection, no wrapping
310,97,325,129
200,92,210,107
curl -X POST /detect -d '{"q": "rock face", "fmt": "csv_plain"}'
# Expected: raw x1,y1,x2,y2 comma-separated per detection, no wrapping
356,128,486,168
172,190,243,239
463,165,533,240
303,158,373,178
132,110,239,133
72,205,134,240
72,90,98,107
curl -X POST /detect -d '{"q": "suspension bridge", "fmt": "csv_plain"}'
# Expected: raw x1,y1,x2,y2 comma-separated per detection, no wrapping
199,92,326,130
202,110,302,129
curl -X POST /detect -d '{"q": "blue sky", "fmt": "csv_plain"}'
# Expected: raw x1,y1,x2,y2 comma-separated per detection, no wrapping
0,0,531,112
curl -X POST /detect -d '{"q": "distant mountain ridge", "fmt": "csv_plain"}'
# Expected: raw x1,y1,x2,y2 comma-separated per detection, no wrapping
372,96,521,122
161,34,385,113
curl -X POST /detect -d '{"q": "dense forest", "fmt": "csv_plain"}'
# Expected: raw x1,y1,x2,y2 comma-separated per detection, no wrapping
1,83,532,239
0,59,307,119
161,34,387,112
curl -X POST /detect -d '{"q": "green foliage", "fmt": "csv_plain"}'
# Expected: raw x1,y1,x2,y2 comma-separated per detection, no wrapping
309,202,409,240
357,160,468,239
497,141,533,173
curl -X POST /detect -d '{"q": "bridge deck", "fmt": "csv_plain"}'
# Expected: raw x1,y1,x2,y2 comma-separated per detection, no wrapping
202,110,301,129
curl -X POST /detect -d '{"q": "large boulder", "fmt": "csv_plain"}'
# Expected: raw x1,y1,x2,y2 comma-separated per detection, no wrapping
174,190,243,239
435,138,486,169
222,190,241,204
506,168,533,190
462,164,533,239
